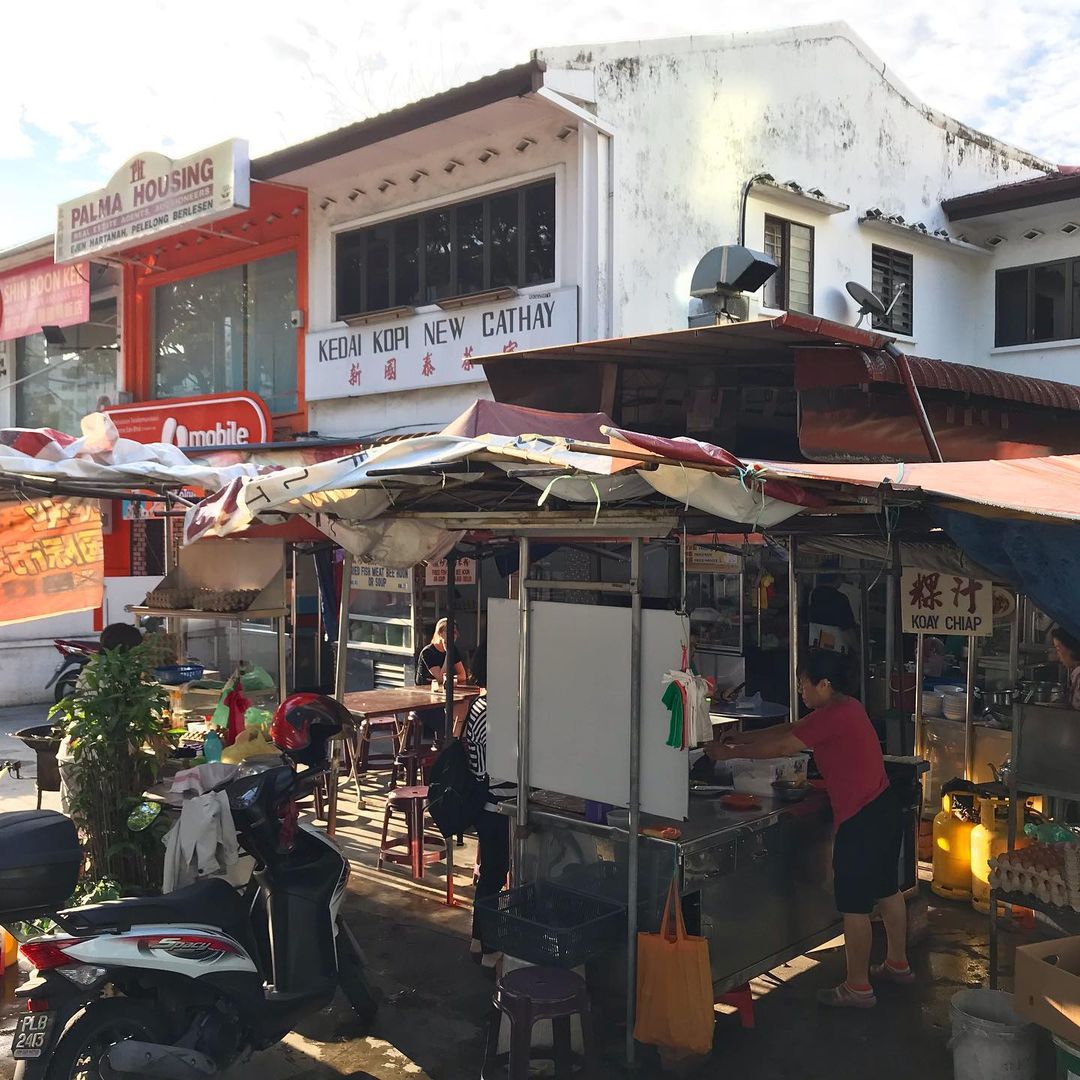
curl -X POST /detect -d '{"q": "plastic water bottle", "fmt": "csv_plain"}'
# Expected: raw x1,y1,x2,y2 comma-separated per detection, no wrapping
203,731,223,763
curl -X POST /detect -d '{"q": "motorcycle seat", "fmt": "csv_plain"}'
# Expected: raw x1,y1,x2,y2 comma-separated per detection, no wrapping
62,878,251,939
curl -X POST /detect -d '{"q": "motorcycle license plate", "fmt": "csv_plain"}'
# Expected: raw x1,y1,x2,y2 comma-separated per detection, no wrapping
10,1012,56,1059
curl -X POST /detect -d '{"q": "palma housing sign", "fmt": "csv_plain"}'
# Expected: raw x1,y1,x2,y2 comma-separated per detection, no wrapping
304,286,578,401
54,139,250,264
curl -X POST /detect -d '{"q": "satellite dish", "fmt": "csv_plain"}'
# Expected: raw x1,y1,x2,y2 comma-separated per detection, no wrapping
846,281,887,328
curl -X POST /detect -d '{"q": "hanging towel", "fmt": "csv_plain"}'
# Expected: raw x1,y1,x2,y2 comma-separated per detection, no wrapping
163,791,240,892
662,671,714,748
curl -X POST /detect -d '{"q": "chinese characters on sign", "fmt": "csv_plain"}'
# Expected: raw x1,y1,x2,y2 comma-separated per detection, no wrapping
0,498,103,625
900,567,992,636
304,286,578,400
350,564,411,593
0,260,91,342
424,558,477,587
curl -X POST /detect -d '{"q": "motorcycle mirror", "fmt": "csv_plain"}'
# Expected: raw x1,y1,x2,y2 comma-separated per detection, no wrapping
127,801,163,832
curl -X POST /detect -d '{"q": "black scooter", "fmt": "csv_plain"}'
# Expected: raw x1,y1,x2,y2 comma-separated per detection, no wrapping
3,716,376,1080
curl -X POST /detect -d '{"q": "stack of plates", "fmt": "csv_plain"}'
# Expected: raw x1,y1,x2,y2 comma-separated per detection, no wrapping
943,691,968,721
921,691,944,717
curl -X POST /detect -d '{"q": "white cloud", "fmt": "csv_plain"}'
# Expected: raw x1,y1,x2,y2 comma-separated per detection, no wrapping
0,0,1076,247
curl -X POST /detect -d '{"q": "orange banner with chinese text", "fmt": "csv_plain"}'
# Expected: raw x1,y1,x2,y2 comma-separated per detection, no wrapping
0,499,103,625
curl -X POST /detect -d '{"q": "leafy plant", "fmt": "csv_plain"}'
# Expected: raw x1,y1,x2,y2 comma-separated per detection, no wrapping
13,878,121,939
50,643,170,892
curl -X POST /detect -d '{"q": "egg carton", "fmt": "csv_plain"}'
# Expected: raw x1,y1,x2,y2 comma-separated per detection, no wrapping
192,588,262,613
145,588,196,610
990,860,1080,911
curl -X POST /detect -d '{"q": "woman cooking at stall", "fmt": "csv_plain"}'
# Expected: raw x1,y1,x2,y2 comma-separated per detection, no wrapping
706,649,913,1009
1052,626,1080,710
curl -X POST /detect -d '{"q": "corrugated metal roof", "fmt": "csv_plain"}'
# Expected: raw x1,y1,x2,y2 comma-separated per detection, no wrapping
252,62,545,180
943,170,1080,221
795,349,1080,412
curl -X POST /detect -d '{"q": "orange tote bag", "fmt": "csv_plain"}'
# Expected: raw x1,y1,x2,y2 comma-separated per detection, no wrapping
633,879,715,1056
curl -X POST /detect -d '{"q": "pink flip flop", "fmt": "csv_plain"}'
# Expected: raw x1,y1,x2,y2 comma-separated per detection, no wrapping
816,982,877,1009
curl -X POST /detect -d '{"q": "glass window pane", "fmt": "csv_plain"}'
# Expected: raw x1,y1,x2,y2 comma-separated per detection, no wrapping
335,230,365,318
15,300,118,434
457,201,485,295
1032,262,1068,341
762,218,784,309
489,191,519,287
524,182,556,285
394,219,420,308
423,210,453,302
365,222,392,313
995,268,1028,346
787,223,813,313
155,264,244,399
246,253,297,415
154,254,297,414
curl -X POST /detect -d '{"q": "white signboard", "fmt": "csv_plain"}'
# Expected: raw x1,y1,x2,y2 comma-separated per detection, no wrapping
304,286,578,401
901,567,993,637
351,564,411,593
55,139,250,264
425,557,477,587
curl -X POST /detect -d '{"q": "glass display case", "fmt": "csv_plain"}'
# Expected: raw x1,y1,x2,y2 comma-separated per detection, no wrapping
685,546,744,655
347,564,416,656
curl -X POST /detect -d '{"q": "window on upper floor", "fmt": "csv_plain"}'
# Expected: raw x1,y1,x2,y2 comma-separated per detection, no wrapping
871,245,914,337
995,260,1080,347
334,178,556,319
762,215,814,314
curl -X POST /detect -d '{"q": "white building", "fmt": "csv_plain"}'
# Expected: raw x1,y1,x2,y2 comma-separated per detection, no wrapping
250,20,1080,447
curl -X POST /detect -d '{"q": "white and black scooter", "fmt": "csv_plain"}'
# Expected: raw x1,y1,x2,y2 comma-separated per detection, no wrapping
1,694,377,1080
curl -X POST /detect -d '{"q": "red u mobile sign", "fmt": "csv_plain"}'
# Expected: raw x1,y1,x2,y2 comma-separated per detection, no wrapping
106,393,271,448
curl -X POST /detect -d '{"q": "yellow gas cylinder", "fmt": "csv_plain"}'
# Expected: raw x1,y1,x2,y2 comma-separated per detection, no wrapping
931,787,977,901
0,927,17,974
971,792,1025,913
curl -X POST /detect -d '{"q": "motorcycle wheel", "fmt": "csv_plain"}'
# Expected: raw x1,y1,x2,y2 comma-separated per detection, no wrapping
54,672,79,704
337,922,378,1031
21,999,167,1080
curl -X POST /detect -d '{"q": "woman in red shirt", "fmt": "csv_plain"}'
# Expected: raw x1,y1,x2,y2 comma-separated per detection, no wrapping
707,649,912,1008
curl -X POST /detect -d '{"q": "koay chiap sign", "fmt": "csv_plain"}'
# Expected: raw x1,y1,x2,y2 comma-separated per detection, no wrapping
304,286,578,400
901,567,993,637
54,139,250,264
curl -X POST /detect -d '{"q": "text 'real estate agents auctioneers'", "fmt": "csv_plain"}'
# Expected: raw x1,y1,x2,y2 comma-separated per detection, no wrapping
304,286,579,400
54,140,251,264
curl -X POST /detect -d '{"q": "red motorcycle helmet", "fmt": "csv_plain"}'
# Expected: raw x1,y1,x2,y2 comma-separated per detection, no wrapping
271,693,351,767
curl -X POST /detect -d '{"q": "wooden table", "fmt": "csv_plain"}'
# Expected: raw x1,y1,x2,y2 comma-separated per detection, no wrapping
325,687,480,836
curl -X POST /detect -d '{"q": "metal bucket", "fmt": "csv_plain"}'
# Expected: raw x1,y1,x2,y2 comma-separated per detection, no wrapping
949,989,1036,1080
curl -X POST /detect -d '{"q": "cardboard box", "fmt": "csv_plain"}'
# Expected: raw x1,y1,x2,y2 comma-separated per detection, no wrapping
1014,936,1080,1044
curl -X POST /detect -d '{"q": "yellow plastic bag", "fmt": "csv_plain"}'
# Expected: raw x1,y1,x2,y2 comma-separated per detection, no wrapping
634,879,715,1057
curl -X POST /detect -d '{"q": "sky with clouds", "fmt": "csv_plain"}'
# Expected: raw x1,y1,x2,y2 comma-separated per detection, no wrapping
1,0,1076,250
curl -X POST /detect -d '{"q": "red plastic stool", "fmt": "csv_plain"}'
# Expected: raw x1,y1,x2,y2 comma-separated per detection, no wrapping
715,983,754,1029
355,715,398,774
377,785,455,905
391,748,438,790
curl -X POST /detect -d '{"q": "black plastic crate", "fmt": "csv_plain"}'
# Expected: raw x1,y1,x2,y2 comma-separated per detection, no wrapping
474,881,626,968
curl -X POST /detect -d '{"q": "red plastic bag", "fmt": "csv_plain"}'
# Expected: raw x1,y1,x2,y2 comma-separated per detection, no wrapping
224,685,251,746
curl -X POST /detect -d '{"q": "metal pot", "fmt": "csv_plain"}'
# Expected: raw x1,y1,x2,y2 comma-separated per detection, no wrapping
984,688,1018,708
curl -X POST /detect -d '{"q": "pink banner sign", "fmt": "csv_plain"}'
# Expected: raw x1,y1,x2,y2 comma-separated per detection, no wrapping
0,260,90,342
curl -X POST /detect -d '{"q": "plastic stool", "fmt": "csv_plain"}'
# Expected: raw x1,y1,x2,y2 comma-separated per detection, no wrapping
483,966,593,1080
355,715,398,774
715,982,754,1029
377,786,455,905
391,748,438,790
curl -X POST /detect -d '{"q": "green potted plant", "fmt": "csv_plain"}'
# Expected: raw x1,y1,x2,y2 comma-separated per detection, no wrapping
50,642,170,892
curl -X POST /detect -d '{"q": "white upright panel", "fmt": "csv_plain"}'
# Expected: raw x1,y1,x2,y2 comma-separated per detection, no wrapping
640,609,690,821
487,599,689,821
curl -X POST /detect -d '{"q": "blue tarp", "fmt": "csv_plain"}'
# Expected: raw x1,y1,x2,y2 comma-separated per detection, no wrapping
935,508,1080,635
